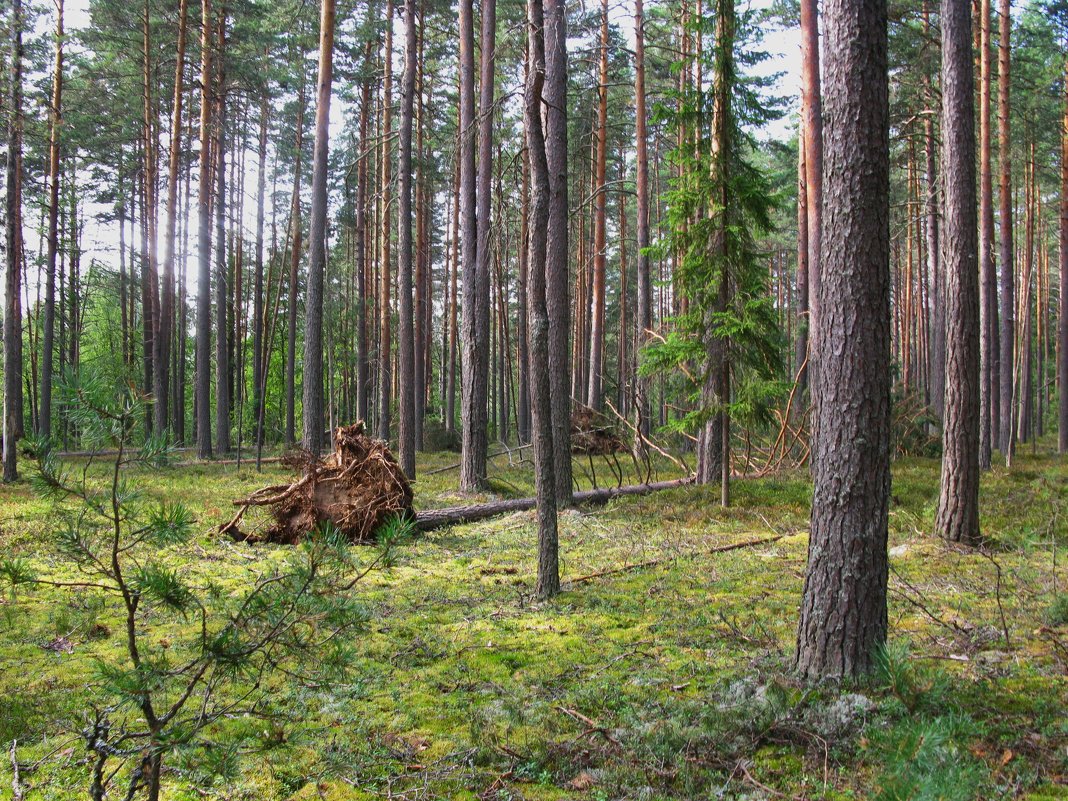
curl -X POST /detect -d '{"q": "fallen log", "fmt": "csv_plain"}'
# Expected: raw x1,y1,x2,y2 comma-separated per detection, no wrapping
412,476,693,532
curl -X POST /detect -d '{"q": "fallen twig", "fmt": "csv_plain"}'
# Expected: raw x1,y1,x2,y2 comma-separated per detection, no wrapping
567,535,784,585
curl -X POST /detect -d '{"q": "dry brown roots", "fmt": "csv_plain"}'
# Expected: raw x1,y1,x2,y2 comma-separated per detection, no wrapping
570,404,627,456
221,422,413,544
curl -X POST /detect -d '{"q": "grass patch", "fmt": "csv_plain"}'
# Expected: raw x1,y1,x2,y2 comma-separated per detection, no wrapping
1,446,1066,798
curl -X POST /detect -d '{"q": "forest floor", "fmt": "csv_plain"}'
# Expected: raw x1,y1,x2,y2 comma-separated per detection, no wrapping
1,445,1066,800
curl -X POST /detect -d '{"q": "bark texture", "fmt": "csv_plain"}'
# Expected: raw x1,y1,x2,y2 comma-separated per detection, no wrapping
544,0,573,503
302,0,336,456
795,0,891,680
195,0,213,458
934,0,980,545
396,0,417,479
525,0,560,600
3,0,24,482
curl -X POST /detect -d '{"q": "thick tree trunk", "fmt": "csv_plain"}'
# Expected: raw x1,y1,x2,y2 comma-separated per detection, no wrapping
544,0,573,503
396,0,417,478
525,0,560,600
587,0,610,410
41,0,64,442
3,0,24,482
997,0,1014,459
302,0,336,456
935,0,980,545
458,0,487,490
155,0,189,436
195,0,214,458
796,0,890,680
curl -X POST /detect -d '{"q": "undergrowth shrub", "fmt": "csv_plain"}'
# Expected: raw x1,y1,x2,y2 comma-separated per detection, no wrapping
0,375,407,800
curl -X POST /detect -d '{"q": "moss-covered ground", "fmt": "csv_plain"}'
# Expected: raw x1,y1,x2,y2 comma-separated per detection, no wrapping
1,447,1066,799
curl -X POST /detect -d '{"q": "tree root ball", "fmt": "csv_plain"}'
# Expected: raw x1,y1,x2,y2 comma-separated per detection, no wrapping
224,423,413,544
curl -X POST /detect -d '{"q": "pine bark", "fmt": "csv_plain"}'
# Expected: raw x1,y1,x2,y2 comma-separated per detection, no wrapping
3,0,24,482
795,0,890,680
377,0,394,443
356,49,372,425
286,68,306,447
252,95,268,450
634,0,652,442
800,0,823,390
997,0,1014,458
302,0,336,455
41,0,64,442
213,17,230,455
458,0,487,490
544,0,572,503
587,0,610,410
977,0,996,469
935,0,980,545
155,0,189,436
396,0,417,478
1060,52,1068,454
525,0,560,599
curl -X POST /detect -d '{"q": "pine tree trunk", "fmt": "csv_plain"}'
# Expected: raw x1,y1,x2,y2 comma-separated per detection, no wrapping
544,0,573,503
800,0,822,393
396,0,417,478
997,0,1014,459
446,147,459,433
525,0,560,599
356,48,372,425
3,0,24,482
977,0,996,469
377,0,394,443
214,19,230,455
633,0,652,442
1059,51,1068,454
925,33,944,423
195,0,214,457
253,94,268,450
302,0,336,456
458,0,487,490
587,0,609,410
41,0,64,442
795,0,890,680
935,0,980,545
286,67,306,447
155,0,189,436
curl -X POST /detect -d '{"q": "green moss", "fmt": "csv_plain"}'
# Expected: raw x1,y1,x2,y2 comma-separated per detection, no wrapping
1,449,1066,798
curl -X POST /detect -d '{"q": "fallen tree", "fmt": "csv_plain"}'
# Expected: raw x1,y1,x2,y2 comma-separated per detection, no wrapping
412,476,693,532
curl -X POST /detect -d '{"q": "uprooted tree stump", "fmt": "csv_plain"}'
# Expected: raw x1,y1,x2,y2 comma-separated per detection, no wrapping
570,404,627,456
221,423,413,544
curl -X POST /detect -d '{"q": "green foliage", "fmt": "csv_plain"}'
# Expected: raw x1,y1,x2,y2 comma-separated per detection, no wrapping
1,377,397,800
869,714,988,801
1044,594,1068,626
642,0,786,437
